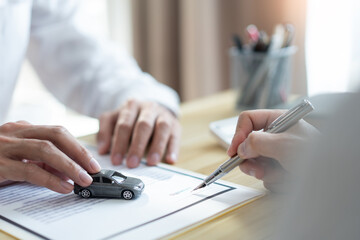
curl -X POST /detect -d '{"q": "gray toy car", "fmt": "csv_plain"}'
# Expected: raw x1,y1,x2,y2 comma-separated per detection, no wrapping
74,169,145,200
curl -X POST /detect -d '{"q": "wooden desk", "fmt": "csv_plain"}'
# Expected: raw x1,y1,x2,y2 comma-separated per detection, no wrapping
1,90,283,240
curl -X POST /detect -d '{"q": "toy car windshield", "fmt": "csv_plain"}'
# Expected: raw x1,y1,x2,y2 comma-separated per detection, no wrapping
111,171,126,183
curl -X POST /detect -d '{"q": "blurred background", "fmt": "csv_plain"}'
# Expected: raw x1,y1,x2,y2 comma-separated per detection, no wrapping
10,0,360,130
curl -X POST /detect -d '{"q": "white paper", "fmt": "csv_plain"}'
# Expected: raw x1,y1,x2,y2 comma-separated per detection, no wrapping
0,147,263,240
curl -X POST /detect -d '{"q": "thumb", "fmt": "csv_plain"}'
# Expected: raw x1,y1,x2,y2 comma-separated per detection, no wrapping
237,131,283,160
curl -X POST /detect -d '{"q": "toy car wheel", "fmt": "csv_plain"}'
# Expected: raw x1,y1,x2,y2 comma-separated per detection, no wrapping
79,189,91,198
122,190,133,200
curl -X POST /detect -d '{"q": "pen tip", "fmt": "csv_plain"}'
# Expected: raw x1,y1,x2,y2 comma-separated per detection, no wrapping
192,182,206,192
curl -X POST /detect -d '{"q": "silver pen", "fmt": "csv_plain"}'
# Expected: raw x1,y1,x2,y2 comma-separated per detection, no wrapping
193,99,314,191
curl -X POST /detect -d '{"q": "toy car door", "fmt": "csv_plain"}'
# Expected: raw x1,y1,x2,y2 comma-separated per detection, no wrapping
100,177,119,198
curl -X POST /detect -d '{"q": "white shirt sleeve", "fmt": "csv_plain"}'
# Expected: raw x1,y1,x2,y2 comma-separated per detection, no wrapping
27,0,179,118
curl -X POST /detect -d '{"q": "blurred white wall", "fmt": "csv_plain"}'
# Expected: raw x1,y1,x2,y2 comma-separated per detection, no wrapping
306,0,360,96
107,0,133,54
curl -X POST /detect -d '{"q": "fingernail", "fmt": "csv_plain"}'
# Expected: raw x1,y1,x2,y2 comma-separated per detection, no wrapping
239,142,247,158
79,169,93,185
60,180,73,191
127,155,139,168
113,154,123,165
148,153,160,165
90,157,101,172
248,170,256,177
168,153,177,163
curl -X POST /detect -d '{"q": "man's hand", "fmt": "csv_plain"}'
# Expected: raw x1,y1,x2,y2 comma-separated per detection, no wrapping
97,99,181,168
228,110,319,192
0,121,101,194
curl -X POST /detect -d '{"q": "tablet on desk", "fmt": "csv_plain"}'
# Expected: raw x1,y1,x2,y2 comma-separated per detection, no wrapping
209,116,238,149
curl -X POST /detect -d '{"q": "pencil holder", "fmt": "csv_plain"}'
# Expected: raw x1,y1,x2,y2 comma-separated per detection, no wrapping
230,46,297,109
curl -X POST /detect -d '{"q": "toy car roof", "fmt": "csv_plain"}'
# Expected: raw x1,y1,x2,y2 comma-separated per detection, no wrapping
91,169,126,178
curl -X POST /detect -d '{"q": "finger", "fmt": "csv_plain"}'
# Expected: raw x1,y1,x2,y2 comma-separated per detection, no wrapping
240,157,285,180
30,160,70,181
146,115,173,166
263,181,290,193
164,122,181,164
110,100,140,165
126,103,158,168
239,157,289,192
259,158,288,184
14,125,101,174
239,158,263,179
0,122,31,136
0,159,73,194
237,131,285,160
7,139,93,187
227,110,285,157
97,111,117,155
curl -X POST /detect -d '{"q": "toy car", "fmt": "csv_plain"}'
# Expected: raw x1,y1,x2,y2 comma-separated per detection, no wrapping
74,169,145,200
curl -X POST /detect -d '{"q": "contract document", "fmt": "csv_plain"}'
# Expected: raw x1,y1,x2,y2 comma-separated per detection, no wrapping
0,146,263,240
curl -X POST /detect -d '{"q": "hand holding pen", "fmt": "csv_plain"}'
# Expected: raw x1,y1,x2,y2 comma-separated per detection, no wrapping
194,100,319,192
